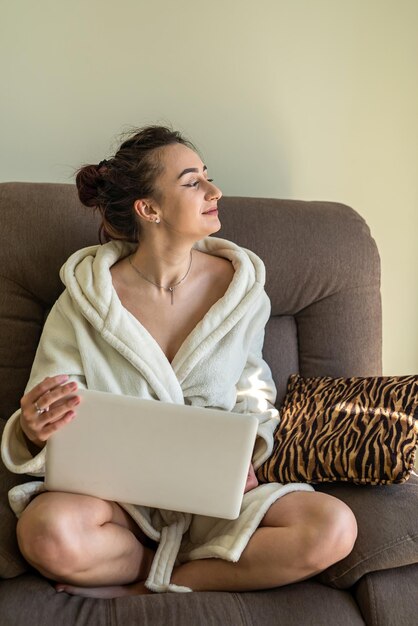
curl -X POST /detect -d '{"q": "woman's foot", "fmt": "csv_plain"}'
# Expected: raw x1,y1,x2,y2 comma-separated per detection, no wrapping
55,581,153,598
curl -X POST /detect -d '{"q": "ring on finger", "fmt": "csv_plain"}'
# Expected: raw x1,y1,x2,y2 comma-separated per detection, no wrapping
34,401,49,415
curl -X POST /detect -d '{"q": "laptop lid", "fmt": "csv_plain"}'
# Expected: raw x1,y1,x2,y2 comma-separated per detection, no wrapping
45,389,258,520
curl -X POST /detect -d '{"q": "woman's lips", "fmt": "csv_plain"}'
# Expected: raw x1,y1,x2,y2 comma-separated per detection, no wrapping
203,209,218,216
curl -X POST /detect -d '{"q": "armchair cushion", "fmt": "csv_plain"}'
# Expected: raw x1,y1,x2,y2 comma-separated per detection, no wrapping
316,476,418,588
0,419,32,578
257,374,418,485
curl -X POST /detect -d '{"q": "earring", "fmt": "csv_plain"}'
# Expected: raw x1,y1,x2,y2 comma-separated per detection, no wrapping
155,217,160,224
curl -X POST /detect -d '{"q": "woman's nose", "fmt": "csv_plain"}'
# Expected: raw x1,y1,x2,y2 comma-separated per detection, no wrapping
205,180,223,201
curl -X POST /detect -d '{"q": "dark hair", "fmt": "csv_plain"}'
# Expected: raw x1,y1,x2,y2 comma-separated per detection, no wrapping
75,125,197,242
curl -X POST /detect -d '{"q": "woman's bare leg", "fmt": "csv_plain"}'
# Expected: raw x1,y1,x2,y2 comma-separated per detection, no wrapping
54,491,357,598
170,492,357,592
17,492,155,595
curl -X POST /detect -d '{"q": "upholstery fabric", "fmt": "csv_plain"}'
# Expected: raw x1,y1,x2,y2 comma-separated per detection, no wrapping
236,583,365,626
0,575,366,626
355,563,418,626
0,183,101,422
316,474,418,588
0,419,31,578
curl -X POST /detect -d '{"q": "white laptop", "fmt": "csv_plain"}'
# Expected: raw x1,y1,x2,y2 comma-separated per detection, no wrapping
45,389,258,520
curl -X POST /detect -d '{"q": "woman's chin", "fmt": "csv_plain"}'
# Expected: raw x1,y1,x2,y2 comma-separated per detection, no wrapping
191,219,221,242
207,219,222,236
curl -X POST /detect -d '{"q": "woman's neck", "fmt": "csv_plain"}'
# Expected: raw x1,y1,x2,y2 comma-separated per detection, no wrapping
130,239,195,288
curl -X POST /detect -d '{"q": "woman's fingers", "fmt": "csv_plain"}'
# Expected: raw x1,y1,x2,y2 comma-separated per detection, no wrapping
35,381,79,414
20,375,80,445
23,375,70,405
37,395,80,428
36,409,78,442
22,379,78,416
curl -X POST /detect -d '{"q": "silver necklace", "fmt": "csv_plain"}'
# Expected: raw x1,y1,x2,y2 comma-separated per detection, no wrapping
128,250,193,305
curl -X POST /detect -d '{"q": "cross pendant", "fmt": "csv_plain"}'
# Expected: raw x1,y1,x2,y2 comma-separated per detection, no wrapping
168,287,174,305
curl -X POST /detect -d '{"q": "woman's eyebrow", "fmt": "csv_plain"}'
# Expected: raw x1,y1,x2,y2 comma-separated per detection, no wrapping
177,165,207,179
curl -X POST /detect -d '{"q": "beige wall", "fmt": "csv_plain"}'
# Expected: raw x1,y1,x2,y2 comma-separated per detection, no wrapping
1,0,417,374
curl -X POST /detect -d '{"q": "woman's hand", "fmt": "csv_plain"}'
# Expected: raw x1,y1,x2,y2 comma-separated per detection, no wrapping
244,462,259,493
20,375,80,449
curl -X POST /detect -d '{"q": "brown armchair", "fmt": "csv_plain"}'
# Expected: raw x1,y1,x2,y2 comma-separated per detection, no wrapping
0,183,417,625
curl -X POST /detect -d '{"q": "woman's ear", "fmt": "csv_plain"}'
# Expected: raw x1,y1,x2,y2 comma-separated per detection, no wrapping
133,199,159,223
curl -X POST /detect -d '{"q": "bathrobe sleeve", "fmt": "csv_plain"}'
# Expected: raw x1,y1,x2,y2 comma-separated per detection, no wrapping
233,324,280,470
1,296,87,476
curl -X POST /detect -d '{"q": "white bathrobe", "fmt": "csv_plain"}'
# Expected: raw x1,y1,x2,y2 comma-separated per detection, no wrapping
1,237,313,592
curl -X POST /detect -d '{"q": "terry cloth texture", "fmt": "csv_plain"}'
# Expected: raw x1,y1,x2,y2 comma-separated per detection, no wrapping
1,237,313,593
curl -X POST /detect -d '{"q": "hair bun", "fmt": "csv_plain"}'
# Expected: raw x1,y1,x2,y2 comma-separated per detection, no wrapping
75,164,102,208
74,125,195,242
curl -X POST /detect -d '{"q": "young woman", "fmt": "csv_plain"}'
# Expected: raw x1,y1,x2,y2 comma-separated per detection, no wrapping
1,126,357,597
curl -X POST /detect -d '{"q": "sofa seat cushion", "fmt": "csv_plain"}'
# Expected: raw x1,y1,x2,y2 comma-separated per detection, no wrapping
354,563,418,626
316,475,418,589
0,574,365,626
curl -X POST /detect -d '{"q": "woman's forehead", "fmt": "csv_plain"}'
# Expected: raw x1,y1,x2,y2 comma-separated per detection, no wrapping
161,143,204,177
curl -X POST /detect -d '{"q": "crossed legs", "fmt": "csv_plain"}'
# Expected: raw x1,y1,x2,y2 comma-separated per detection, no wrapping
17,493,155,590
16,490,357,597
171,490,357,592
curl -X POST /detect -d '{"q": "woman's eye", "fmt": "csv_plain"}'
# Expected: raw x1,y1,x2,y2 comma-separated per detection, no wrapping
181,181,199,188
182,178,214,189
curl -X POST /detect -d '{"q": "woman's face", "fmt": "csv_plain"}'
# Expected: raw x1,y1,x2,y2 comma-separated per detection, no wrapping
146,143,223,240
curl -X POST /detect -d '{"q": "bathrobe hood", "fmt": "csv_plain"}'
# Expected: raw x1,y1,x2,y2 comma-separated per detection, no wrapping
59,237,266,402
